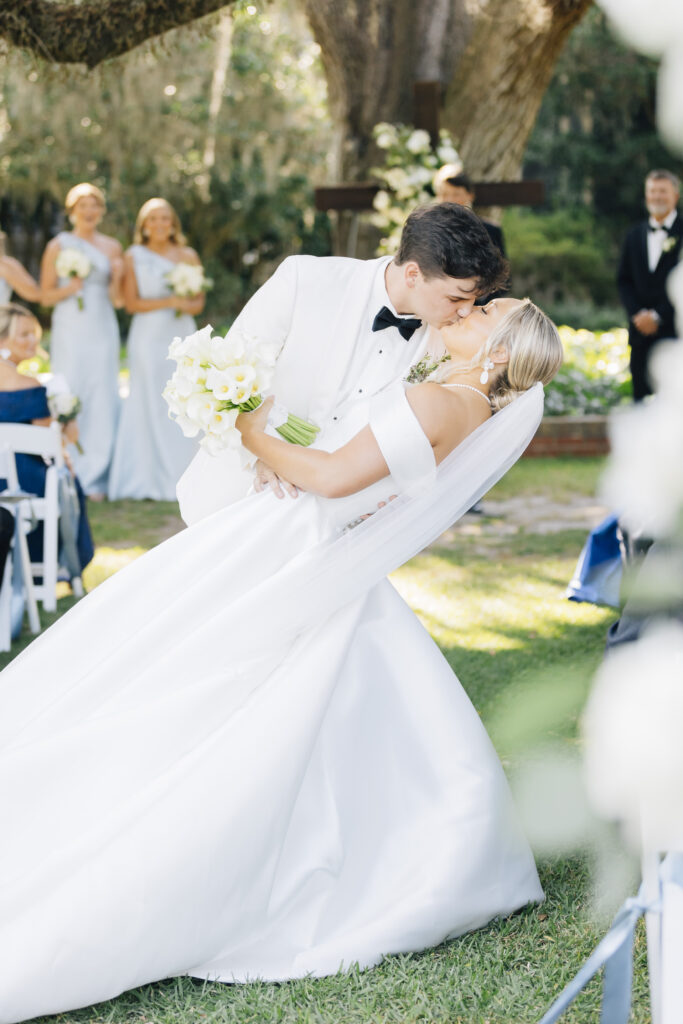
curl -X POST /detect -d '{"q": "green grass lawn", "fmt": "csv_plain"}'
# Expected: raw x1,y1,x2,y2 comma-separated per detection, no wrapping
5,458,650,1023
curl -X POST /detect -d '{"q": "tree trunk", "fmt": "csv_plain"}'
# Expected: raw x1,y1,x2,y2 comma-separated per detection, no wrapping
301,0,468,181
443,0,592,181
303,0,590,183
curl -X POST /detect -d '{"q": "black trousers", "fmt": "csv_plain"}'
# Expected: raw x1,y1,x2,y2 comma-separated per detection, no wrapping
629,334,658,402
0,507,14,585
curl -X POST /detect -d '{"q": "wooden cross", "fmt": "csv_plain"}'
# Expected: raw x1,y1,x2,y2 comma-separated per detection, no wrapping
315,81,545,256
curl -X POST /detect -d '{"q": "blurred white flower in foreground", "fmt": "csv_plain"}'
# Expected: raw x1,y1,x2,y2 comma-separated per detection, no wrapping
601,341,683,537
583,622,683,852
600,0,683,151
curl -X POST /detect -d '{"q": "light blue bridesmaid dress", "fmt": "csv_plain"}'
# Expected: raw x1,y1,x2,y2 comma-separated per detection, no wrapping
0,278,12,304
108,246,197,501
50,232,120,495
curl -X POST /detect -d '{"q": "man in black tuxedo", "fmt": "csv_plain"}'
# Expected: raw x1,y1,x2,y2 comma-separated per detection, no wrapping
433,169,507,303
617,169,682,401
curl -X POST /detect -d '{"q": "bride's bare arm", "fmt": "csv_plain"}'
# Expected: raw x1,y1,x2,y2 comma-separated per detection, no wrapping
237,385,469,499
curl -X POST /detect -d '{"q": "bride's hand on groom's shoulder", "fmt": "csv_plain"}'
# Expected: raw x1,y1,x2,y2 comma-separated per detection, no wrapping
253,459,299,500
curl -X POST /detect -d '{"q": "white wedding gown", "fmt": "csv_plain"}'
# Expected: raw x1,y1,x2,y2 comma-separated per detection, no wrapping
0,383,543,1023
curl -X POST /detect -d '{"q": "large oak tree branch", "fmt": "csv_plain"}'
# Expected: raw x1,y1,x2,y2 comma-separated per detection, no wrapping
0,0,234,67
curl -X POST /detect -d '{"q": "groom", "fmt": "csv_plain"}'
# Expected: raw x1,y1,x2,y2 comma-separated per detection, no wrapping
177,203,507,522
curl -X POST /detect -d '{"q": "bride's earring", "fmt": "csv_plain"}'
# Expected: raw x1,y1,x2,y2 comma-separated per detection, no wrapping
479,358,494,385
0,348,11,362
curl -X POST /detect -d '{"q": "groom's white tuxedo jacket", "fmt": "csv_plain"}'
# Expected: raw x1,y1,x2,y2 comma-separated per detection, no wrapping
177,254,436,524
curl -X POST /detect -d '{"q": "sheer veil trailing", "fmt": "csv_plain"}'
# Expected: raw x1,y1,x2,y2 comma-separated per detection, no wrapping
191,383,545,663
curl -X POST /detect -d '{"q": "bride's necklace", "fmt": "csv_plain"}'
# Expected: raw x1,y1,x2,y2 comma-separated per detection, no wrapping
441,382,491,405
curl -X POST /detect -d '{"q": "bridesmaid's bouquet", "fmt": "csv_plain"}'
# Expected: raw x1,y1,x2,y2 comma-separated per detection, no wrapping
163,324,319,456
55,248,91,311
165,262,213,317
48,390,83,453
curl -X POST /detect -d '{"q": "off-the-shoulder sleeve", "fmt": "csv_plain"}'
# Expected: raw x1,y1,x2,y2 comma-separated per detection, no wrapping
369,382,436,494
0,386,50,423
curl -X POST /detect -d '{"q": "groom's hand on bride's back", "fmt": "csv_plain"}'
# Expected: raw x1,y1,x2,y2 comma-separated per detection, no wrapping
254,460,300,499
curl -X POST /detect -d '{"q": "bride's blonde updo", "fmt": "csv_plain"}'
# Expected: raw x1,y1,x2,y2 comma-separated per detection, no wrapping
432,299,563,411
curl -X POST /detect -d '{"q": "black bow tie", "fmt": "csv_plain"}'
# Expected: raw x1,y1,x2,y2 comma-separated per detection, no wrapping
372,306,423,341
649,222,675,234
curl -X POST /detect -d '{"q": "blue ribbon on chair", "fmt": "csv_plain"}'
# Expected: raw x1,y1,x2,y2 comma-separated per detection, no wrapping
538,884,657,1024
56,467,82,581
10,514,26,640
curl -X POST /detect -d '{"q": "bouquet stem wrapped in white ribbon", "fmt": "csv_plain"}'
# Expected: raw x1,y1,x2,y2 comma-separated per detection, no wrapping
163,324,319,455
55,249,91,311
164,262,213,317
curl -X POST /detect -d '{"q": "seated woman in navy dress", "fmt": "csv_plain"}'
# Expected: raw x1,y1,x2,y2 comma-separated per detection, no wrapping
0,303,94,575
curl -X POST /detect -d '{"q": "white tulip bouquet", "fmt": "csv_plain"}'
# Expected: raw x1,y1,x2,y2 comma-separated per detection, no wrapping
165,262,213,316
163,324,319,456
55,248,92,310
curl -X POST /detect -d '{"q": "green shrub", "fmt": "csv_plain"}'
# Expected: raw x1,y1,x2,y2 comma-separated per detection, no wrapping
545,325,631,415
502,208,621,312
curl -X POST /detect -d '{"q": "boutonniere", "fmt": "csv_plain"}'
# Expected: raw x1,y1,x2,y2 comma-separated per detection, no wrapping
663,235,678,253
406,353,450,384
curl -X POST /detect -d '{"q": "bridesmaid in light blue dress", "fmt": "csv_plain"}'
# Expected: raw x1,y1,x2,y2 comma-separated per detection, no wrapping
108,198,203,501
41,183,124,499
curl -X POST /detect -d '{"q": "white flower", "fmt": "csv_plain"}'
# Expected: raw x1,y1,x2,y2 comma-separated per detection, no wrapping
405,129,431,154
206,364,256,402
49,392,79,418
374,122,398,148
165,261,211,297
168,323,215,363
601,349,683,536
437,145,460,166
373,190,391,212
383,167,410,192
55,248,91,280
185,391,221,429
583,622,683,851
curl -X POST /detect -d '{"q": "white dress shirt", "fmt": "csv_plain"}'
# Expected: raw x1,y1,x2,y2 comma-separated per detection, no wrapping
647,210,678,272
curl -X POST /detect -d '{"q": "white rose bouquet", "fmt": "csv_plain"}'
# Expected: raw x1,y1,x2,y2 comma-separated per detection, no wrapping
163,324,320,456
165,262,213,317
55,248,92,310
48,391,83,453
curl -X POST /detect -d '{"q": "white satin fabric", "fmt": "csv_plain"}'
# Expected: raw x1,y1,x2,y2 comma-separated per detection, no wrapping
0,384,543,1023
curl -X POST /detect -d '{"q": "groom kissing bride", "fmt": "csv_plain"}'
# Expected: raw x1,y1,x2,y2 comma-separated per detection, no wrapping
0,202,562,1023
177,202,508,521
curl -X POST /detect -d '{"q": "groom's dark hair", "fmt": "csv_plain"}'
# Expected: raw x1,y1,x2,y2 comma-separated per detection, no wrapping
395,203,509,296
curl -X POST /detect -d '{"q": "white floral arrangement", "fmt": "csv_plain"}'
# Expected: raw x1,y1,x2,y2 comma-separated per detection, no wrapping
163,324,319,456
46,380,83,452
165,262,213,316
370,122,461,255
55,248,91,310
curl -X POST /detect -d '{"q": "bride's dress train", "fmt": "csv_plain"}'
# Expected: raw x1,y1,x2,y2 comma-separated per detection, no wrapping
0,384,543,1023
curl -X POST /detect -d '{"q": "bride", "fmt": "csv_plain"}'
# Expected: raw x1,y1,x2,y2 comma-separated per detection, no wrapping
0,297,562,1023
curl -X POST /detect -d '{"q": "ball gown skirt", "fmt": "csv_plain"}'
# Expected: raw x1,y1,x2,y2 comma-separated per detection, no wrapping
108,246,198,501
0,388,542,1023
50,233,120,495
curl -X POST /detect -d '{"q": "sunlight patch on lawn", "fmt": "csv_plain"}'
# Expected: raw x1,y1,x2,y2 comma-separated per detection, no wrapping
83,545,150,590
391,554,612,655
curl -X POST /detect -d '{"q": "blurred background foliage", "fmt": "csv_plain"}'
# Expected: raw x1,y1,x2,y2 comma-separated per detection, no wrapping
0,0,333,326
1,3,682,365
509,5,683,329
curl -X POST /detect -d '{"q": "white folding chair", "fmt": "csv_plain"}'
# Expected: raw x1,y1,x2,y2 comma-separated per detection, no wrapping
0,422,81,614
0,442,40,649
